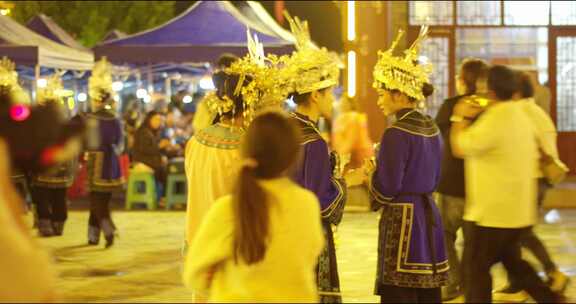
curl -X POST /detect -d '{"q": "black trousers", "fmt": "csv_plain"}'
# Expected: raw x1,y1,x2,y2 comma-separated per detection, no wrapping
507,179,557,288
379,285,440,303
463,222,559,303
88,191,116,237
33,187,68,222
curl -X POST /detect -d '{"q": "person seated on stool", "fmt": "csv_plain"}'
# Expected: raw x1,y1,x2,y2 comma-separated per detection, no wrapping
133,111,171,202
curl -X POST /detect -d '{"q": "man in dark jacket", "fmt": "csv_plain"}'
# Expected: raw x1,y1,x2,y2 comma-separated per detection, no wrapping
435,58,489,301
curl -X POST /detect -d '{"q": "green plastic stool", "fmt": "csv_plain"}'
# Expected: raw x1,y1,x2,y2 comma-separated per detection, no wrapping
165,173,187,210
126,170,157,210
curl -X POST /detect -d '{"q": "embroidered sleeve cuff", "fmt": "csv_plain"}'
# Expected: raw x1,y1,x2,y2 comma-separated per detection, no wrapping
320,177,347,225
368,172,394,209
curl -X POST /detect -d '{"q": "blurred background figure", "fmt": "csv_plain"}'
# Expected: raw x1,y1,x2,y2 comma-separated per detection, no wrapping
332,111,374,210
492,71,570,302
183,112,324,303
451,65,561,303
122,98,144,161
31,75,79,238
0,56,86,302
84,58,125,248
132,111,169,202
434,58,489,301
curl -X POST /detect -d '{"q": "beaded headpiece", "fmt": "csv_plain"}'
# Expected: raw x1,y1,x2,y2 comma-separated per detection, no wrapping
0,56,30,105
373,26,432,101
0,57,17,88
205,29,288,126
281,13,340,95
89,57,114,110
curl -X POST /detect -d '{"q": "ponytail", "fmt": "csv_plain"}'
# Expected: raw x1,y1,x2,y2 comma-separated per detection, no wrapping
232,112,301,265
233,165,269,265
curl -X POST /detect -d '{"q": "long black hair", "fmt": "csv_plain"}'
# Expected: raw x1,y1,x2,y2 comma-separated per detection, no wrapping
233,111,301,265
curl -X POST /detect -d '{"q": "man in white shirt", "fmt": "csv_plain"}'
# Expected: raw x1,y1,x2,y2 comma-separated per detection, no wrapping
450,65,561,303
492,72,570,301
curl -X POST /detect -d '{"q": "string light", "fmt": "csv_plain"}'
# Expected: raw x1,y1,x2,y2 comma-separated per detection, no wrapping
77,93,87,102
199,76,215,90
112,81,124,92
136,88,148,99
37,78,47,88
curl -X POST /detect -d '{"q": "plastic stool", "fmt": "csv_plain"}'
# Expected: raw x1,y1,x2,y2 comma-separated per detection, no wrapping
126,170,157,210
166,173,187,210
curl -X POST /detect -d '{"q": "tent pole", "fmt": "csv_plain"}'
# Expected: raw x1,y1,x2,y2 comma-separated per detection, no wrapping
147,64,154,95
165,76,171,103
72,79,78,115
33,64,40,104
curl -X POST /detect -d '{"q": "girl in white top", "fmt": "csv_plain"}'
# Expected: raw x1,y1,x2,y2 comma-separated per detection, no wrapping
183,111,325,302
0,138,58,302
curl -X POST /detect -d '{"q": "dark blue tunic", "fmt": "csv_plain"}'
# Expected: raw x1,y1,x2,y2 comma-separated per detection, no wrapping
290,112,346,303
85,110,124,193
370,109,449,291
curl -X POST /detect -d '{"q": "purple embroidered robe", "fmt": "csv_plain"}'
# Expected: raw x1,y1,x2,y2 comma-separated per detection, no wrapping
85,110,125,193
370,109,449,291
290,112,346,303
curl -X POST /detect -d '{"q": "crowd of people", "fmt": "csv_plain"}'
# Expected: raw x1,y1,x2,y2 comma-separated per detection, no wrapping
0,15,571,304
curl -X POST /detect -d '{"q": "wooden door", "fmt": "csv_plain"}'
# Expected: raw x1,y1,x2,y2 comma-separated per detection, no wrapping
549,27,576,173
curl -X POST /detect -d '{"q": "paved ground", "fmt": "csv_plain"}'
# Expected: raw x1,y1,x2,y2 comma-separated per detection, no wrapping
34,209,576,303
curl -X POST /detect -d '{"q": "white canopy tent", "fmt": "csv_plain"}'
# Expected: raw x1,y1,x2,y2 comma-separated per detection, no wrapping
0,15,94,71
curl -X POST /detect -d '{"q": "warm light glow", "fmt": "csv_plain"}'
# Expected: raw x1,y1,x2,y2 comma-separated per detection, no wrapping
112,81,124,92
0,9,10,16
347,1,356,42
113,95,120,102
67,97,75,110
183,95,193,104
136,88,148,99
199,76,215,90
347,51,356,98
418,55,429,65
37,78,47,88
77,93,87,102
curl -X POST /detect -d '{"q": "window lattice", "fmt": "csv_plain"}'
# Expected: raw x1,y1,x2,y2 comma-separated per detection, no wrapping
420,37,449,118
456,28,549,84
557,37,576,132
409,1,453,25
504,1,550,25
552,1,576,25
457,1,501,25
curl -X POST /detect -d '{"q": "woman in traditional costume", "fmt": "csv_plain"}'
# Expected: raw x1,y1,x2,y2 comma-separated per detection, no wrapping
184,32,286,248
282,15,346,303
32,75,78,237
85,57,124,248
367,27,448,303
183,31,289,301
